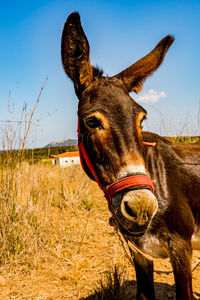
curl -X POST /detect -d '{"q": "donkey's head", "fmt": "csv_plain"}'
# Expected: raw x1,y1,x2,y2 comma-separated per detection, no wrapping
61,12,174,235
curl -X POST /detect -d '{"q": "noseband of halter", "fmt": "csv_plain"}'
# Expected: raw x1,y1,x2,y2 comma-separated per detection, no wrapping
78,115,155,207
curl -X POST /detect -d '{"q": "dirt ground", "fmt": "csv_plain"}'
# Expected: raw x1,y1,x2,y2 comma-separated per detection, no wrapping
0,166,199,299
0,214,199,299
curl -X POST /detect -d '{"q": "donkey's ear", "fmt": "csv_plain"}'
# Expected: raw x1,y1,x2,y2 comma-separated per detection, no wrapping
61,12,93,95
114,35,174,93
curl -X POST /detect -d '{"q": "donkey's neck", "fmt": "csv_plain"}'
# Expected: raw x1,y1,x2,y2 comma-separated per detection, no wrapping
143,131,200,224
142,131,200,167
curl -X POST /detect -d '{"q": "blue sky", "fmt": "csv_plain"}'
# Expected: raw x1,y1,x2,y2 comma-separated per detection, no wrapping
1,0,200,148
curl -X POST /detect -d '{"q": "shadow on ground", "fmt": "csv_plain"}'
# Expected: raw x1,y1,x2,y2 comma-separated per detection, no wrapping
80,279,200,300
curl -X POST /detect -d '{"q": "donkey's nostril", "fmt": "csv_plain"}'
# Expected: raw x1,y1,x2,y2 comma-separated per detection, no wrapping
124,201,137,218
147,210,153,219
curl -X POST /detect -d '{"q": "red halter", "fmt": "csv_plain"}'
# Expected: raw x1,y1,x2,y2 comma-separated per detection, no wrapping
78,115,155,207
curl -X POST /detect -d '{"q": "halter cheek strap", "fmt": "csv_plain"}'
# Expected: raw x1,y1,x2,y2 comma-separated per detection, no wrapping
78,114,155,207
78,137,104,190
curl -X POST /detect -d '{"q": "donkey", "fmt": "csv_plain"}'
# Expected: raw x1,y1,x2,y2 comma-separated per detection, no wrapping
61,12,200,299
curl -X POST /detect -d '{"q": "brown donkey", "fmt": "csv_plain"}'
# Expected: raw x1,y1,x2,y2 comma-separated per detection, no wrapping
61,12,200,300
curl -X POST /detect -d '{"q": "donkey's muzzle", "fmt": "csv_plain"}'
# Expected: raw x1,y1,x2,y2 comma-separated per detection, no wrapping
121,189,158,228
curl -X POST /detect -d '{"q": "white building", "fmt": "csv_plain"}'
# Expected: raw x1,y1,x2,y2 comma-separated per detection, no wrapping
52,151,80,168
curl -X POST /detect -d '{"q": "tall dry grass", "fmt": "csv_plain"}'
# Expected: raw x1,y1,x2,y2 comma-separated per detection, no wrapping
0,79,98,269
0,163,101,267
0,162,133,299
0,158,199,298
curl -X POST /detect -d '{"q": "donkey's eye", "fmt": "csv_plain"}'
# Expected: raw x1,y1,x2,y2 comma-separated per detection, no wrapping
85,117,103,129
140,115,146,129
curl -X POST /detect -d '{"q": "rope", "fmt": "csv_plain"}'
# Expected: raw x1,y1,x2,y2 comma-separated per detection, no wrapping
111,217,200,274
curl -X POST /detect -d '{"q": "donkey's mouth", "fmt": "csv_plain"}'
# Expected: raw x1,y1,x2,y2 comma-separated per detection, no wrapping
119,216,149,236
109,204,150,237
117,218,147,237
110,189,158,236
109,215,148,237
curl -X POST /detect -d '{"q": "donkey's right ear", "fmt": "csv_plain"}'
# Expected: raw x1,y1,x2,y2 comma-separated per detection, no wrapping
61,12,93,95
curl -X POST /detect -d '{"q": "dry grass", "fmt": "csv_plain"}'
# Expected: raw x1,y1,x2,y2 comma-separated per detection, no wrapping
0,162,133,298
0,163,102,266
0,163,199,299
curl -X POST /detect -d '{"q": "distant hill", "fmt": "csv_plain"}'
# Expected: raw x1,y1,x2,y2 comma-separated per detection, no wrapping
44,136,200,148
44,139,78,148
0,136,200,166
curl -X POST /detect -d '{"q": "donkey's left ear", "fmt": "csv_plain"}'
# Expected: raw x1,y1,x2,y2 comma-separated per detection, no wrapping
114,35,174,93
61,12,93,95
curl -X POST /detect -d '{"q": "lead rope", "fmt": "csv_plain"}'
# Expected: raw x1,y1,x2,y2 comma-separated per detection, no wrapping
111,216,153,263
111,217,200,274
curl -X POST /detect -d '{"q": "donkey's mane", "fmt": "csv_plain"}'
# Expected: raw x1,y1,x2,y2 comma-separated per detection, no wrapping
93,66,104,78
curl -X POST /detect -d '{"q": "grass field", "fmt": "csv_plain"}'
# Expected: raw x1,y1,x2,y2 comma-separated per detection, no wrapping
0,161,199,299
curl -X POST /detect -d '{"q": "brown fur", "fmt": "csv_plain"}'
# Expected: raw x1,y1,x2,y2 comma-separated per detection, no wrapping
61,12,199,300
